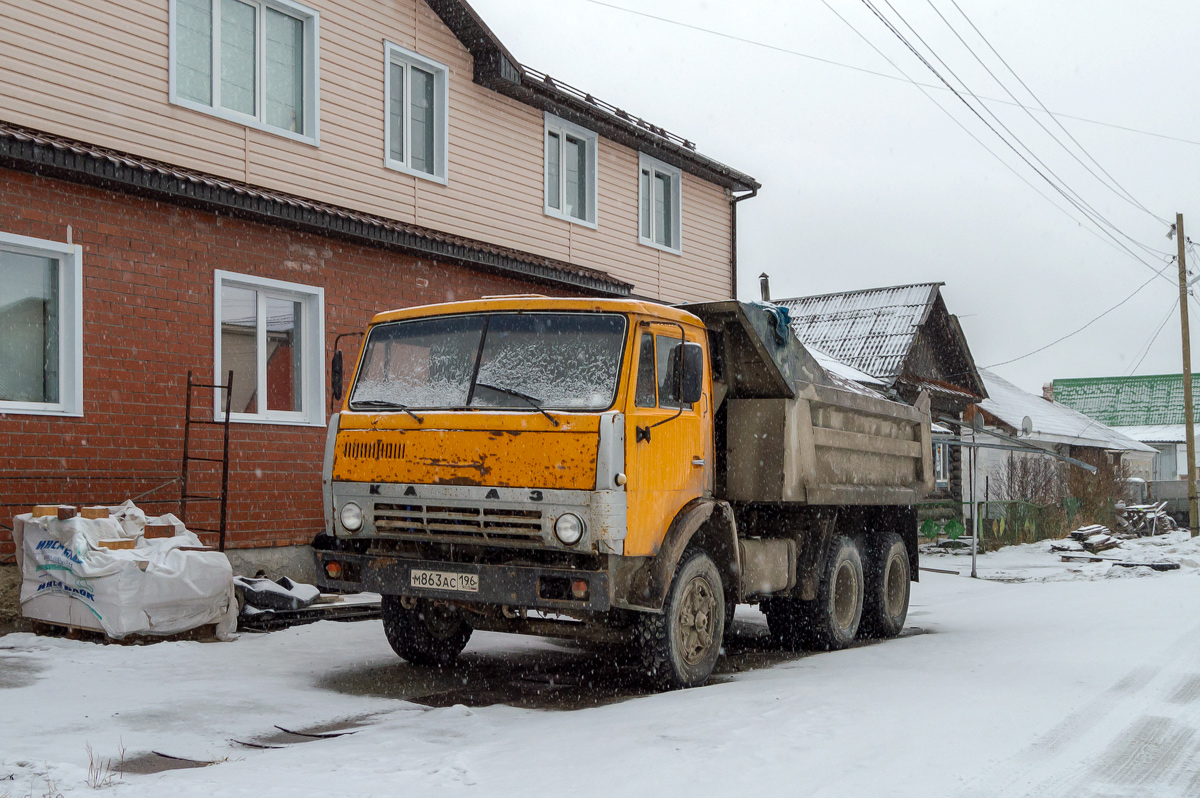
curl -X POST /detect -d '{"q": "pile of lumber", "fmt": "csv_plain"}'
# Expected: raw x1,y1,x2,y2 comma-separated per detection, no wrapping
1048,525,1122,554
1114,502,1176,537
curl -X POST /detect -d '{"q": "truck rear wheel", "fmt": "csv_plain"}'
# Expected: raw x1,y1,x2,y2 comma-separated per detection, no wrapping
765,536,864,651
860,532,910,639
636,548,725,690
381,595,472,667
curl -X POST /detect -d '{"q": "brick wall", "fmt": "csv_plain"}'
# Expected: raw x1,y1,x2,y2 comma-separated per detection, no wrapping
0,168,584,554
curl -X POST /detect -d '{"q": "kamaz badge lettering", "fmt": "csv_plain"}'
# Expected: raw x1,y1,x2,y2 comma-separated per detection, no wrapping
369,484,381,495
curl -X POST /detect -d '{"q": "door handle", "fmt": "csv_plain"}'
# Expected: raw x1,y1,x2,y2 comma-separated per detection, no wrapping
692,457,706,467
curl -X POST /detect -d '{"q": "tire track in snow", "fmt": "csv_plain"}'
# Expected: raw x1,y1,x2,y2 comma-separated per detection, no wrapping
957,623,1200,798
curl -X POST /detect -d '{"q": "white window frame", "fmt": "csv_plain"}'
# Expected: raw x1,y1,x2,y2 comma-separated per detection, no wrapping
543,113,598,228
213,270,325,426
934,441,950,487
168,0,321,146
383,42,450,184
638,153,683,254
0,232,83,418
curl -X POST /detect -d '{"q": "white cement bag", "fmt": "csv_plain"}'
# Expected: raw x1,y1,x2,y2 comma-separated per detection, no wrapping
13,504,237,641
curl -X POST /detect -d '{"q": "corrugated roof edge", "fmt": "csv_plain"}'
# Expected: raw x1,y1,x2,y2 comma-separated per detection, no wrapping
774,281,944,306
425,0,759,194
0,121,633,297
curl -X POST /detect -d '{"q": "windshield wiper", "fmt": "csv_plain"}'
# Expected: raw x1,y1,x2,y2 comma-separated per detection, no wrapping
474,383,559,426
351,400,424,423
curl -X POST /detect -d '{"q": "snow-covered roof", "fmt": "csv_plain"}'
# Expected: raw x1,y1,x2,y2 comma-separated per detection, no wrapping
977,369,1156,453
1053,373,1200,426
1110,424,1187,444
805,345,887,387
776,283,942,383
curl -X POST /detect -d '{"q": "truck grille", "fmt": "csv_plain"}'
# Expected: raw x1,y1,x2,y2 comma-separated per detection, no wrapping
373,503,545,543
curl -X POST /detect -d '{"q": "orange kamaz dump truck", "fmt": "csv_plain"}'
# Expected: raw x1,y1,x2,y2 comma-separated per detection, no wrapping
315,296,933,688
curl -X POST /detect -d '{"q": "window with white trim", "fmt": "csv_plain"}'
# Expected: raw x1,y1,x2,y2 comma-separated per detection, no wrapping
0,232,83,417
384,43,449,183
170,0,320,144
544,113,598,227
639,153,682,253
934,442,950,488
214,271,325,425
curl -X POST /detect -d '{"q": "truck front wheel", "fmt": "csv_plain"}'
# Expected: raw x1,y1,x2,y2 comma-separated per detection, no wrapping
860,532,910,639
765,536,864,652
381,595,472,667
636,548,726,690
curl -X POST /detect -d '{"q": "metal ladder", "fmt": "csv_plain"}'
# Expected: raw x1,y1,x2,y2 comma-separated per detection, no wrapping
180,370,233,551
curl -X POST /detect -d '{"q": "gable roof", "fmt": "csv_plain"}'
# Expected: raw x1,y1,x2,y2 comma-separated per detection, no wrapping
425,0,758,194
776,283,943,382
978,369,1155,453
1053,374,1200,427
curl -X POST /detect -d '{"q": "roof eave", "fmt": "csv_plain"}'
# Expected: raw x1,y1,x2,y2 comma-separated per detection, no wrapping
424,0,760,194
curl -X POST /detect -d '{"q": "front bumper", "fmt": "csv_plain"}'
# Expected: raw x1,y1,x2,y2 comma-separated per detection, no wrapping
315,550,612,612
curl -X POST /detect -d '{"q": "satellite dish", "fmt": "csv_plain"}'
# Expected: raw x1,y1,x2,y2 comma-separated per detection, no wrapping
1021,416,1034,436
972,413,984,432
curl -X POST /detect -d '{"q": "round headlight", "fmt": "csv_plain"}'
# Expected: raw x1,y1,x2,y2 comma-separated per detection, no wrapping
554,512,584,545
339,501,363,532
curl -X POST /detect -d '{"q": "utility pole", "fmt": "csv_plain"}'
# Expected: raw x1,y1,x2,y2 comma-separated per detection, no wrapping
1176,213,1199,537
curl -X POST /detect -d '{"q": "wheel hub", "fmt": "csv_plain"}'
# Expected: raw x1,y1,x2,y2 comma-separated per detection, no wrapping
676,575,718,666
832,560,859,630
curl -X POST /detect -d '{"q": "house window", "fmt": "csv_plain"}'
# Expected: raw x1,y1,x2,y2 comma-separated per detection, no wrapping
384,43,449,183
0,232,83,417
544,113,598,227
170,0,320,144
934,442,950,488
214,271,325,425
639,153,682,253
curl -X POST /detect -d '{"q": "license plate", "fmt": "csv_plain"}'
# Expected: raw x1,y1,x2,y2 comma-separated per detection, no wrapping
410,569,479,593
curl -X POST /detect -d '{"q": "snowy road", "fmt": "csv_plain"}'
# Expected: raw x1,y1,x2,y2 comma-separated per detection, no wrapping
4,566,1200,797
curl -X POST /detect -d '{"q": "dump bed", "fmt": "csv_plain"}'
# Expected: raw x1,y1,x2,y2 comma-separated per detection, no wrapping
683,301,934,506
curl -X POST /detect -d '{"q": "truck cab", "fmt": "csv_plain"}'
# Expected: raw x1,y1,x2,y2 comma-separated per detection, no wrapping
317,296,929,689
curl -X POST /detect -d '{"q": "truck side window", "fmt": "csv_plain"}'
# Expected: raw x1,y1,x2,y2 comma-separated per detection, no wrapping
635,332,657,407
656,334,693,411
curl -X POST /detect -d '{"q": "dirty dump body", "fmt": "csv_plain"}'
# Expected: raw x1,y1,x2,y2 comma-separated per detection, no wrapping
316,297,932,688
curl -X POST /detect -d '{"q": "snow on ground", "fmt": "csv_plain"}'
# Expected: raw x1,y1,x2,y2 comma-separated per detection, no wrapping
4,561,1200,797
923,528,1200,583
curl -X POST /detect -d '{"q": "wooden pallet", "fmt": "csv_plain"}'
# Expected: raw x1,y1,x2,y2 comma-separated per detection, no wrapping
30,620,221,645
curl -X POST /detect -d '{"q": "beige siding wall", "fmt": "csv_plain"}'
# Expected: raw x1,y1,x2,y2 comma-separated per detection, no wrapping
0,0,734,301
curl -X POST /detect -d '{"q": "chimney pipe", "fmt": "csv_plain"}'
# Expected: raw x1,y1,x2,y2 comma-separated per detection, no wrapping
759,272,771,303
1042,382,1054,402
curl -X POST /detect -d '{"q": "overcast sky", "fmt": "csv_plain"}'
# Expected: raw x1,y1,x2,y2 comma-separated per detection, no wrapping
470,0,1200,394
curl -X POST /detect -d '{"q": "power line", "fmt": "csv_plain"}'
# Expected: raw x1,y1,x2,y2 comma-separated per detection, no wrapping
872,0,1169,265
572,0,1200,148
817,0,1177,286
985,260,1173,369
1127,297,1179,375
858,0,1176,288
939,0,1167,225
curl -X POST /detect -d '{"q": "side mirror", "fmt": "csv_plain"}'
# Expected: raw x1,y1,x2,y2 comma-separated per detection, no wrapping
331,349,343,402
679,342,704,405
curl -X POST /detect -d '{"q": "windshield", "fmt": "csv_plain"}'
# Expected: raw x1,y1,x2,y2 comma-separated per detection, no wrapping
350,312,627,411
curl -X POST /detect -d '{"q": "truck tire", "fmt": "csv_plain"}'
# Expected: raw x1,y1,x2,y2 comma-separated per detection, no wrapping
765,536,864,651
636,548,725,690
860,532,910,639
381,595,472,667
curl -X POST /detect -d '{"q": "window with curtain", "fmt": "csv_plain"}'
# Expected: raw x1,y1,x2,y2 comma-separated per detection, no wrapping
385,43,448,182
215,271,324,425
0,232,82,417
172,0,317,141
638,153,683,253
544,114,597,226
